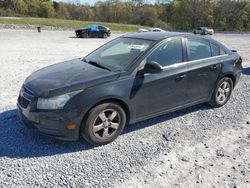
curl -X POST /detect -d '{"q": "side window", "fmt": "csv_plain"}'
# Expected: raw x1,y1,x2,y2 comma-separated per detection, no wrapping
147,39,183,67
187,38,211,61
98,26,105,30
211,43,220,56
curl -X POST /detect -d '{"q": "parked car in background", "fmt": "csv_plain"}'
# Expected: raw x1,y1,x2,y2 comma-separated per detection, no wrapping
18,32,242,145
75,25,111,38
138,28,148,32
138,28,166,33
193,27,214,35
148,28,166,32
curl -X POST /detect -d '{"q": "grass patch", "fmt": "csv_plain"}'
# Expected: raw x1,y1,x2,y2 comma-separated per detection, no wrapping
0,17,147,32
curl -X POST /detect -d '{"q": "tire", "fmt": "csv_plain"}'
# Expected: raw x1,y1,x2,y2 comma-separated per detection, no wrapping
81,102,126,146
103,33,108,38
209,77,233,108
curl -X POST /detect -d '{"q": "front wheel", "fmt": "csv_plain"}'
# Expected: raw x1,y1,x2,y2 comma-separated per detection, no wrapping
81,102,126,146
209,77,233,107
103,33,108,38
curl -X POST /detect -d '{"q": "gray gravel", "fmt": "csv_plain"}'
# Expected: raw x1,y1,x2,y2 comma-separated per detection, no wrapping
0,29,250,187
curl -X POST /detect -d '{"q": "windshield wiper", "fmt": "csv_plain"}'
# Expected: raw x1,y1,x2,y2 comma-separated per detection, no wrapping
82,58,111,71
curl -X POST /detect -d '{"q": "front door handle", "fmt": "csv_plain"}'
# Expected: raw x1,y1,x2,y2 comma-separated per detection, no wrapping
210,65,217,71
176,74,186,81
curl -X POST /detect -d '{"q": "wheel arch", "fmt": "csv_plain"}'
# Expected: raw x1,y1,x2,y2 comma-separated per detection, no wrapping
81,97,131,129
221,73,236,88
209,72,236,100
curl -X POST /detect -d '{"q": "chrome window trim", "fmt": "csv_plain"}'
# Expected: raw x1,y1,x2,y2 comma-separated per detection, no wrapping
161,54,229,70
137,36,230,74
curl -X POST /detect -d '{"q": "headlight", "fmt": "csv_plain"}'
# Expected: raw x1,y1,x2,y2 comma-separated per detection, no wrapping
37,90,82,110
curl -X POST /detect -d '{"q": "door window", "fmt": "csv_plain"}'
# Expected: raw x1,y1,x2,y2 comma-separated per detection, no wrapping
147,38,183,67
187,39,211,61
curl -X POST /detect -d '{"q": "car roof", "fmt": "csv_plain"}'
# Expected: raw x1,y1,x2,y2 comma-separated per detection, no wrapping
121,32,231,54
121,32,223,46
121,32,191,41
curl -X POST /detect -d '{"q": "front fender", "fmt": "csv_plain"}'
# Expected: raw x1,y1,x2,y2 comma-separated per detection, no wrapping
66,77,136,125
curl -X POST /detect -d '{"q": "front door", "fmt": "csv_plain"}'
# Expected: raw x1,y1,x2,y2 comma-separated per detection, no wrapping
132,38,188,119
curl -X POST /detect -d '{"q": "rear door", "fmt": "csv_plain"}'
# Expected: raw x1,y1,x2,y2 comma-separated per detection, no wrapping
184,37,223,103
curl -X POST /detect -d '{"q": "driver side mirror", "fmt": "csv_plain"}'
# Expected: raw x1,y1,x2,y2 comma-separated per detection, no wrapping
143,61,163,74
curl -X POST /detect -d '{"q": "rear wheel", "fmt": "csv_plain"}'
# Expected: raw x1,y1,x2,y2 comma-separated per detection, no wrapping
209,77,233,107
81,102,126,146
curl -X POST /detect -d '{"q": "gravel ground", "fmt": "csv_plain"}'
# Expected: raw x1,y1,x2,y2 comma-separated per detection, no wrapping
0,29,249,187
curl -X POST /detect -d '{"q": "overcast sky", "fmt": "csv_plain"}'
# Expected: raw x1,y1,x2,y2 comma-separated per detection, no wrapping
54,0,157,5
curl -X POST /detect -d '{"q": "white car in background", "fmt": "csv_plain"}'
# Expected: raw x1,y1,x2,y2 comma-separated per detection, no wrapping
138,28,148,32
138,28,166,33
148,28,166,32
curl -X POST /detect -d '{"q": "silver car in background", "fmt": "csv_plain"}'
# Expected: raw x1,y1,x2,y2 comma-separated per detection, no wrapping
193,27,214,35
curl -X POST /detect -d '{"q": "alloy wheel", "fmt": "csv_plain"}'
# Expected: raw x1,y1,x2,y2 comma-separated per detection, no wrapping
216,80,231,104
92,109,121,140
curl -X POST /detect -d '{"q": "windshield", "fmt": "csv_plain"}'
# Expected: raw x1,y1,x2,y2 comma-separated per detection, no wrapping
84,37,153,72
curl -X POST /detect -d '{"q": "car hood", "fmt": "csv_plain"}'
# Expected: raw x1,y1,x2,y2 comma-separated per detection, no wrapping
24,58,120,97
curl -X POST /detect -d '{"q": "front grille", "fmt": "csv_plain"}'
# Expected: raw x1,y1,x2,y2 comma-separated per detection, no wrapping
18,95,30,108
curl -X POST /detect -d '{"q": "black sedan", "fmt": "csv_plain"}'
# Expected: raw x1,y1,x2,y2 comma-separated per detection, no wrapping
18,32,242,145
75,25,111,38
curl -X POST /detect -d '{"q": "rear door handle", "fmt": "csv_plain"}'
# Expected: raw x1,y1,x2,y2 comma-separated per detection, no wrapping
176,74,186,81
210,65,217,71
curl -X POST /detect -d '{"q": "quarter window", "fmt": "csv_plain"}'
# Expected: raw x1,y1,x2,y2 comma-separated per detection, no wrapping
220,48,226,55
211,43,220,56
211,42,227,56
187,39,211,61
147,39,183,67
